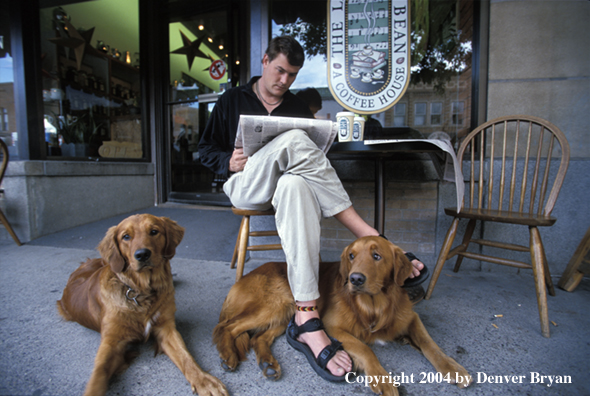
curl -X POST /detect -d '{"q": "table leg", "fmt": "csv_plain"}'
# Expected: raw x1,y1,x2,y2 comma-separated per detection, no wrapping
375,157,385,234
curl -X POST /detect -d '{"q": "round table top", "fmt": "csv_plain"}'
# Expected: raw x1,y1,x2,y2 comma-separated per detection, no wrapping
328,140,440,159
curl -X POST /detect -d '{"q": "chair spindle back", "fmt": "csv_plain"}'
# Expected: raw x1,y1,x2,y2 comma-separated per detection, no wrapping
457,115,570,216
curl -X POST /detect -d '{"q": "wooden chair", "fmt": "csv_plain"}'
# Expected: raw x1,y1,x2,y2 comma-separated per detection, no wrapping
425,115,570,337
0,139,22,246
231,207,282,282
558,225,590,292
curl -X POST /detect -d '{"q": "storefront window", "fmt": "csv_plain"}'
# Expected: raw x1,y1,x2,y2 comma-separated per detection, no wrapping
271,0,475,145
167,0,238,204
0,4,17,159
39,1,143,159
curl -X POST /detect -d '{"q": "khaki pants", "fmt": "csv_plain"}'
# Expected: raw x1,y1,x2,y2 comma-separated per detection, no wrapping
223,129,352,301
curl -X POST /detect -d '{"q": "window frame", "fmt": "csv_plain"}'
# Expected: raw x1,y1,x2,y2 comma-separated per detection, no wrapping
413,102,427,126
430,101,443,126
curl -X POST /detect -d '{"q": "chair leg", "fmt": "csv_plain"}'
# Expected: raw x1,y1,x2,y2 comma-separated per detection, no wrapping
453,219,476,272
539,238,556,297
235,215,250,283
530,226,550,338
425,217,460,300
0,209,22,246
230,217,246,269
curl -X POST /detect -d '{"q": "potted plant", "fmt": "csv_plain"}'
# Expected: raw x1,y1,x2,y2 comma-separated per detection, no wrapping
53,109,103,157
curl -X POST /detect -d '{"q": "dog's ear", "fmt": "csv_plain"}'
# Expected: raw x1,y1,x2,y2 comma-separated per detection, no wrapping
339,244,352,283
161,217,185,258
98,225,126,273
392,245,414,287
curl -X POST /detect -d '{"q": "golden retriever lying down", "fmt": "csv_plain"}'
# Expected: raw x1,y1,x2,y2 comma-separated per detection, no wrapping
213,236,472,396
57,214,228,396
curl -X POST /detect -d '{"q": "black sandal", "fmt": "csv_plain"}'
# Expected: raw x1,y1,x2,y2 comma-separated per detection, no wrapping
378,235,429,288
403,252,430,288
286,316,347,382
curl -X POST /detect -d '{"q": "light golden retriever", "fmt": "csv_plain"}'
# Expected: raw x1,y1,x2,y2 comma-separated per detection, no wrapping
57,214,228,396
213,236,471,396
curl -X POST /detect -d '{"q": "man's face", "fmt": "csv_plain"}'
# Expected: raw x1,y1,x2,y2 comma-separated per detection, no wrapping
260,53,301,97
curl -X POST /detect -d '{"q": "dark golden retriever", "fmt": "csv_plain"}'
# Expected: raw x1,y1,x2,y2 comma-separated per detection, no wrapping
57,214,228,396
213,236,471,396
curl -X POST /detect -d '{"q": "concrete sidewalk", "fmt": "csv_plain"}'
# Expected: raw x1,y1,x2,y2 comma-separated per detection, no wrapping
1,206,589,396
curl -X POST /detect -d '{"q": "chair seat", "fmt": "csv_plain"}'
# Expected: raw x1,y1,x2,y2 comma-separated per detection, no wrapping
231,207,275,216
445,207,557,227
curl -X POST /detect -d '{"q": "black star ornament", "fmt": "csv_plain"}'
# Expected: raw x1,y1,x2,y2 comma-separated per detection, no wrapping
170,30,209,70
48,18,94,70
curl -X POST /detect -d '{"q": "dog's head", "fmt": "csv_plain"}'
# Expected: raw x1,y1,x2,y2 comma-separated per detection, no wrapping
98,214,185,273
340,236,413,295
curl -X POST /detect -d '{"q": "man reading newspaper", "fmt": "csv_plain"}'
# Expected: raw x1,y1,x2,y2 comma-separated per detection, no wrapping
198,35,424,382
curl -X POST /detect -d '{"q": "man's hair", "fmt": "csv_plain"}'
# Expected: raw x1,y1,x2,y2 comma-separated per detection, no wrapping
265,36,305,67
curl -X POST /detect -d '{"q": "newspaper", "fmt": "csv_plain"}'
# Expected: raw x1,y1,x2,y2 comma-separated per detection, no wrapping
235,115,338,156
364,139,465,212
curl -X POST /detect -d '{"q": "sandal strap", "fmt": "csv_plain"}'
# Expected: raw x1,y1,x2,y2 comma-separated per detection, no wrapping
316,337,343,370
288,317,325,339
405,252,419,262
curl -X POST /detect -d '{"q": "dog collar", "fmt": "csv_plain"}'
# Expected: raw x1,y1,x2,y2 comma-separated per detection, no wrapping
125,286,139,306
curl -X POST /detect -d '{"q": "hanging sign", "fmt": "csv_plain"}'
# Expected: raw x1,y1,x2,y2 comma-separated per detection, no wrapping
209,59,226,80
327,0,410,115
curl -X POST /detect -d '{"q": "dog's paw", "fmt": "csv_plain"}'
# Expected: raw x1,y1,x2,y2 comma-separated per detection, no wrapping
371,382,399,396
453,371,472,388
259,360,281,380
440,368,472,388
220,358,237,372
190,372,229,396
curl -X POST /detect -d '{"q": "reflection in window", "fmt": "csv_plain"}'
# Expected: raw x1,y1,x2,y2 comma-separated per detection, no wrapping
414,102,426,126
394,103,407,127
430,102,442,125
1,107,7,131
0,25,17,159
39,2,143,159
451,101,465,126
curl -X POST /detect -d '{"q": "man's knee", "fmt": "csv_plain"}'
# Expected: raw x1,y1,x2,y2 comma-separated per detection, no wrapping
274,175,319,215
276,174,310,197
274,129,316,150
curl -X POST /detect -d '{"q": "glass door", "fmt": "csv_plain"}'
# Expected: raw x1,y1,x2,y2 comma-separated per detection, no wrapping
166,0,242,205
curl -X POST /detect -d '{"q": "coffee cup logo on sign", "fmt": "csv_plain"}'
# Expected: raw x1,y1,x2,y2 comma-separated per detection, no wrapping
327,0,410,115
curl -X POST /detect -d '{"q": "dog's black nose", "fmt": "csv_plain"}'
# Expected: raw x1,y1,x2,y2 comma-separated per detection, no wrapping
134,249,152,262
350,272,366,287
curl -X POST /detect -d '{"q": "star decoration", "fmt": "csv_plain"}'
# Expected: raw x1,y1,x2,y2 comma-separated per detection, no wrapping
48,19,94,71
170,30,209,70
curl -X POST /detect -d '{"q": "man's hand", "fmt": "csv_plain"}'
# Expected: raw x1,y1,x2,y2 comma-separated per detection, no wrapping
229,148,248,173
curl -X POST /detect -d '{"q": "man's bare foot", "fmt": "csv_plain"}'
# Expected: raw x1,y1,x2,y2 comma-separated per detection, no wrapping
408,257,424,278
295,306,351,376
